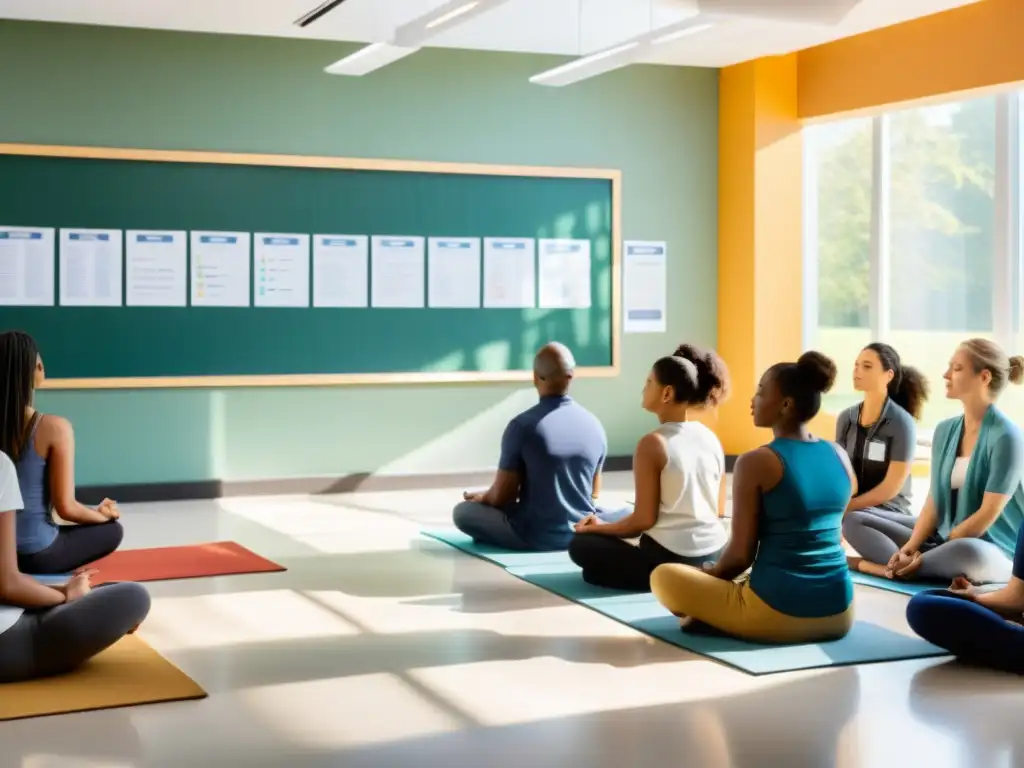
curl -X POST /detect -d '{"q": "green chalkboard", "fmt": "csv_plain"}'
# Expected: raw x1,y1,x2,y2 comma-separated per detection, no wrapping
0,146,619,388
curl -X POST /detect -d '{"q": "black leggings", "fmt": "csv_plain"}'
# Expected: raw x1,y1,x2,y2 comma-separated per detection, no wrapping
18,520,124,575
0,582,151,684
568,533,723,592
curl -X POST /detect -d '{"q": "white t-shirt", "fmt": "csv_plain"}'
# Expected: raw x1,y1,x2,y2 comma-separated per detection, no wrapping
0,450,25,636
644,421,729,558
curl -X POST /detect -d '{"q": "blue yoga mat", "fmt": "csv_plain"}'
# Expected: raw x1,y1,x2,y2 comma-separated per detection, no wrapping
423,528,949,675
422,529,572,568
33,573,72,586
850,571,943,596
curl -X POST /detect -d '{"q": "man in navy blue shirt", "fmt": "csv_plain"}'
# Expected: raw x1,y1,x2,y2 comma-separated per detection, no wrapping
452,342,611,551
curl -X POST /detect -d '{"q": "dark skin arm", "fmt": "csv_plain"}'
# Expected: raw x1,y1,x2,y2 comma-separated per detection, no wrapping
464,470,521,509
711,441,856,581
706,448,778,581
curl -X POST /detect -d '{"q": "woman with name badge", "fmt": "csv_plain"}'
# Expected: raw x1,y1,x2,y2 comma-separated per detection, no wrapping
844,339,1024,585
838,343,929,572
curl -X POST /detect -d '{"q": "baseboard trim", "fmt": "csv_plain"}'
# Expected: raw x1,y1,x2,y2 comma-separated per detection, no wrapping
78,454,737,505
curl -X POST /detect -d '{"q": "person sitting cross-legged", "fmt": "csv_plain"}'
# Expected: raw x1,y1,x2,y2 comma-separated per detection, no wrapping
452,342,615,551
567,344,730,591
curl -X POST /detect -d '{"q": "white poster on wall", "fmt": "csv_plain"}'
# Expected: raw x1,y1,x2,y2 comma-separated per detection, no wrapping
623,240,667,333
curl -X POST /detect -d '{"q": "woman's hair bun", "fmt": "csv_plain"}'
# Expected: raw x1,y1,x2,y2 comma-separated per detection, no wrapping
1009,355,1024,386
672,343,730,407
796,350,837,395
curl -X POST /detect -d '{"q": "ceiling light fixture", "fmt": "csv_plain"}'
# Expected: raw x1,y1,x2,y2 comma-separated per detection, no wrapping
326,0,512,77
324,42,420,76
425,2,481,30
651,22,716,46
393,0,513,48
528,41,642,86
529,17,717,87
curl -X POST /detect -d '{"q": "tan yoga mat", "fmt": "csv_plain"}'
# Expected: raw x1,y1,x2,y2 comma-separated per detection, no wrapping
0,635,207,721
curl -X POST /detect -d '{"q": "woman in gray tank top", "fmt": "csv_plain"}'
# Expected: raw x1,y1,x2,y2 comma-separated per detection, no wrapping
837,343,928,518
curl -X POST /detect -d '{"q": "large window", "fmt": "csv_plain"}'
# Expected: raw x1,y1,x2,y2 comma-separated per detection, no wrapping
888,96,997,428
805,117,873,417
805,93,1016,433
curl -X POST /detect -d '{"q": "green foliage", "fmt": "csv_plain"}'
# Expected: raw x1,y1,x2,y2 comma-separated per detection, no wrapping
815,98,997,332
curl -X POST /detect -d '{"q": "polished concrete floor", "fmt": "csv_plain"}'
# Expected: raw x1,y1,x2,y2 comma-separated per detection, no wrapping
2,472,1021,768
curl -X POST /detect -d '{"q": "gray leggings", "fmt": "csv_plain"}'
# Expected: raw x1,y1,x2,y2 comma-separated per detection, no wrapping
0,582,151,684
843,508,1013,584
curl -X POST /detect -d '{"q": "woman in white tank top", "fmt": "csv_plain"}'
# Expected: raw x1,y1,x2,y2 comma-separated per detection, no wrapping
568,344,731,591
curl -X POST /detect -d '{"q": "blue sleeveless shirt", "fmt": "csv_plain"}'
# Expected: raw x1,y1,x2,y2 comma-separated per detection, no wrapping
14,414,58,555
747,438,853,619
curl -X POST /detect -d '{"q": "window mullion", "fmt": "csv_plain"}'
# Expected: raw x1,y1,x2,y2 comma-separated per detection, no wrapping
869,114,891,342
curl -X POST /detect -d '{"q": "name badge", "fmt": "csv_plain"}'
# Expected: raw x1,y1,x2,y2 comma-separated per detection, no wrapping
867,440,887,462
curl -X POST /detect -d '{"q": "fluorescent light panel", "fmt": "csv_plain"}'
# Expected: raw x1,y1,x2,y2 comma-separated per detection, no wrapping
325,0,511,78
425,2,480,30
529,18,718,87
324,42,419,76
393,0,513,48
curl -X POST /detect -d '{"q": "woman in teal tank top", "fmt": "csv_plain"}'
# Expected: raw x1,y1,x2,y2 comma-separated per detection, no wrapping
652,351,858,644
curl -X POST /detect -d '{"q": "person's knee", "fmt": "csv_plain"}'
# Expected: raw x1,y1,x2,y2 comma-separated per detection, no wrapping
841,511,867,541
905,592,953,640
112,582,152,626
106,519,125,548
567,534,596,568
650,563,699,614
938,541,1010,583
95,581,151,624
452,501,478,533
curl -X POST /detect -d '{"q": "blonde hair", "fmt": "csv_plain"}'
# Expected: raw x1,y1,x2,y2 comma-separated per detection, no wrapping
960,338,1024,397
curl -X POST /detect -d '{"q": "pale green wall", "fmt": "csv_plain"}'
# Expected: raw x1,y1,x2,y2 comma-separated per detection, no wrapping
0,21,719,485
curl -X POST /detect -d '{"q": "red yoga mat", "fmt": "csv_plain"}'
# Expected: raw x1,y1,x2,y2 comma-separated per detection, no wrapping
84,541,286,585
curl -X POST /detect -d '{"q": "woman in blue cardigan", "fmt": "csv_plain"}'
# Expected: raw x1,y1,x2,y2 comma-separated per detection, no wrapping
844,339,1024,585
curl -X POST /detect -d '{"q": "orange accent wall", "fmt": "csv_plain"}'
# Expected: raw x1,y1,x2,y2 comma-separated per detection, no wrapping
798,0,1024,119
717,54,805,455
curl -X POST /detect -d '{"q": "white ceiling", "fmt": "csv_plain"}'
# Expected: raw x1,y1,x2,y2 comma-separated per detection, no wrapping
0,0,984,68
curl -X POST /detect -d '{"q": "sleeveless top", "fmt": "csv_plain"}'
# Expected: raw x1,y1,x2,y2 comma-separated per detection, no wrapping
14,414,58,555
747,438,853,619
0,450,26,635
644,421,728,558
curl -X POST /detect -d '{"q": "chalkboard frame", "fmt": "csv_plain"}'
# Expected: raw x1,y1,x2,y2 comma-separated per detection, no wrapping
0,143,622,390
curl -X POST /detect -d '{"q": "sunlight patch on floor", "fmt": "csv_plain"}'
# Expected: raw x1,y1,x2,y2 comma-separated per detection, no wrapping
406,656,804,727
216,497,419,553
142,589,361,651
306,589,647,639
238,674,469,749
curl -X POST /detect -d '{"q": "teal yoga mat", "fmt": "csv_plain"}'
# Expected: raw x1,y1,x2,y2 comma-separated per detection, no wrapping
422,529,573,568
850,571,943,596
850,571,1008,597
423,529,949,675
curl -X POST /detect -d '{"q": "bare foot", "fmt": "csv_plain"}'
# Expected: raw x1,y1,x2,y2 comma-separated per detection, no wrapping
850,558,892,578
